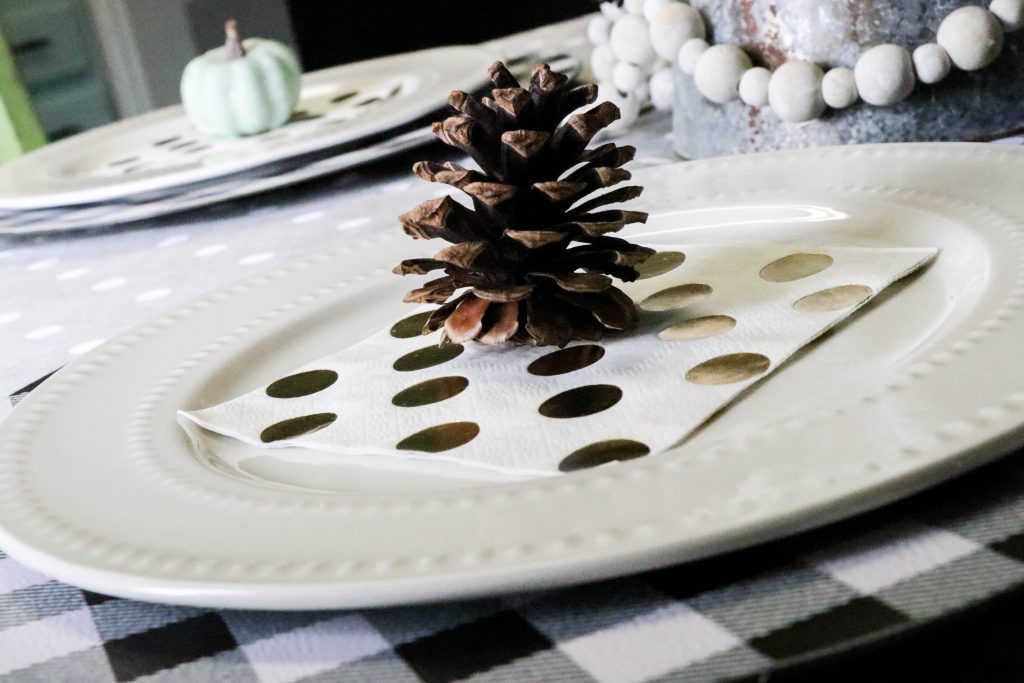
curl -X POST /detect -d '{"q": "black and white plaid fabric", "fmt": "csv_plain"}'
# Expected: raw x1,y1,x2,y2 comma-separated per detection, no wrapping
5,381,1024,682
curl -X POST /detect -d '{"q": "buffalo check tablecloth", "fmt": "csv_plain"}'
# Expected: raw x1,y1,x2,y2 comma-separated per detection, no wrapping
5,15,1024,683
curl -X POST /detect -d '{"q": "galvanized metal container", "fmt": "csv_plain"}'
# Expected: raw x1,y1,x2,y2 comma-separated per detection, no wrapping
672,0,1024,158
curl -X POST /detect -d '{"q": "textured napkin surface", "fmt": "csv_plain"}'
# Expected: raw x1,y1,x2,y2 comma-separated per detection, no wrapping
182,244,935,477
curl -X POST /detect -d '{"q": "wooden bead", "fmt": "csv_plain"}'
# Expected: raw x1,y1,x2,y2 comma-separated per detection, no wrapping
600,2,625,20
738,66,771,106
821,67,858,108
615,94,641,130
768,60,826,122
623,0,646,15
649,3,707,61
587,16,612,45
610,14,656,66
854,44,915,105
913,43,952,84
643,0,673,22
598,82,641,133
635,79,651,104
990,0,1024,31
590,44,617,82
613,61,646,93
677,38,709,75
693,45,751,103
937,6,1004,71
650,66,674,111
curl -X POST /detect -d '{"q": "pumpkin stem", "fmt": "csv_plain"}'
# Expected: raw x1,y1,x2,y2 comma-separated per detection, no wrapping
224,19,246,59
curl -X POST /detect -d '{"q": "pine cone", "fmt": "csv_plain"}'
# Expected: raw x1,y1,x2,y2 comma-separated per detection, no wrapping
394,61,653,347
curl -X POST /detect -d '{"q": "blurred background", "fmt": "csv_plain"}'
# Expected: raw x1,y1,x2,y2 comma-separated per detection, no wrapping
0,0,593,142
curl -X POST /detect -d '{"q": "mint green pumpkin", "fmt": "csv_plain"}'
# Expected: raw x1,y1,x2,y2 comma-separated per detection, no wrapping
180,20,301,138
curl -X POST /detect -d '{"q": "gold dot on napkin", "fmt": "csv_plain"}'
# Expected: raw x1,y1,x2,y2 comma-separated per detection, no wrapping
686,353,771,385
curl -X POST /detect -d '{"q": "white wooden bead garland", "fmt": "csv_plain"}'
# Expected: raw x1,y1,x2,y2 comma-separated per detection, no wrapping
588,0,1024,128
609,13,656,66
649,66,675,110
588,0,707,119
649,3,705,60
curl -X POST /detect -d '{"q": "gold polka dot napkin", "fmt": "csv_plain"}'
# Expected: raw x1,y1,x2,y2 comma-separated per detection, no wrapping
180,244,936,477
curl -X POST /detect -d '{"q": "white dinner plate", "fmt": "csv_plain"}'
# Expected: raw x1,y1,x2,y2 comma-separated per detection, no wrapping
0,46,494,210
2,143,1024,610
0,125,435,235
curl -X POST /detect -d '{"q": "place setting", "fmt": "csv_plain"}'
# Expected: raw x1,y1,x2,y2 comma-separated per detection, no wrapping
4,2,1024,681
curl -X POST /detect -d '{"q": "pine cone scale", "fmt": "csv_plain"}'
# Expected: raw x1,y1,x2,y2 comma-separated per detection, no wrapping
477,302,520,344
524,295,573,347
570,187,645,216
473,284,535,302
444,295,490,343
504,230,567,248
463,182,517,207
404,276,456,304
533,181,587,203
528,271,612,293
502,129,548,153
393,258,446,275
434,241,487,268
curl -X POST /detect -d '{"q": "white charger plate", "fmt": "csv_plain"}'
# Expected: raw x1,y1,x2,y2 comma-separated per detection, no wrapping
2,143,1024,610
0,46,494,210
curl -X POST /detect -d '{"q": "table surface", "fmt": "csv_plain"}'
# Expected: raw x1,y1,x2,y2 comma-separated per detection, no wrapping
4,17,1024,683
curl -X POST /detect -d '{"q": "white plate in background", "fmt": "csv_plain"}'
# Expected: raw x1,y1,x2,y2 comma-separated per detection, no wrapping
0,46,493,209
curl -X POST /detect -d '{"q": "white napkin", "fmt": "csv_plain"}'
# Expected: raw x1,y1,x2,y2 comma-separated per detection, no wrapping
181,244,935,477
